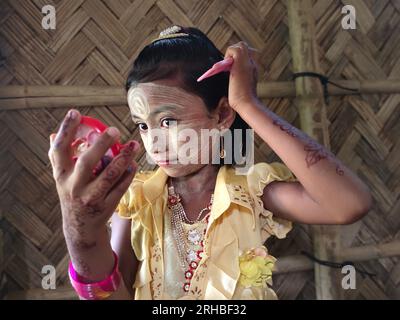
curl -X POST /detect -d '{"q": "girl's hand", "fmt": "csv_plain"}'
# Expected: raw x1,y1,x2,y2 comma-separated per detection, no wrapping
48,109,140,249
224,41,260,112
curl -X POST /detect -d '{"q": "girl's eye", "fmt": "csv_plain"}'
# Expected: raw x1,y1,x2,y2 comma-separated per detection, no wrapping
138,123,148,131
161,118,176,128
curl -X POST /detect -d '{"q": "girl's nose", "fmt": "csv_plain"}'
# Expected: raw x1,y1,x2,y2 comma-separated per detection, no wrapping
148,129,168,154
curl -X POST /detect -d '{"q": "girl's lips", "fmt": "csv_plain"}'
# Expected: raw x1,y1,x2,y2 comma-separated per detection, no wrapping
157,160,169,165
156,159,177,166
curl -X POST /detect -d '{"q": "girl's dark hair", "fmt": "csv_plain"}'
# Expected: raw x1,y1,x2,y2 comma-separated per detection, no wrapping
125,26,250,166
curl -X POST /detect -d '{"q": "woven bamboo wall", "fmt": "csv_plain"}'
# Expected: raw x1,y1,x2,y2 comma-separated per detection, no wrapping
0,0,399,299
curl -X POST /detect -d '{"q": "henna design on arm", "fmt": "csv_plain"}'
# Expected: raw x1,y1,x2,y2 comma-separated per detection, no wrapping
272,118,299,138
73,257,92,278
303,140,330,168
62,206,98,250
64,230,97,251
336,165,345,176
303,139,345,176
271,113,345,176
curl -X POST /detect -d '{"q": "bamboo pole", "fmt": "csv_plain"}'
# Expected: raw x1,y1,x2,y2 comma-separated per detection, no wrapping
274,240,400,275
258,79,400,98
0,80,400,110
0,85,125,97
5,240,400,299
0,96,127,109
337,239,400,262
4,285,78,300
287,0,342,300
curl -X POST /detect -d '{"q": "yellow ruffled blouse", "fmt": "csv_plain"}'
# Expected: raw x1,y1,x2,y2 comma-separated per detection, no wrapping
116,162,298,300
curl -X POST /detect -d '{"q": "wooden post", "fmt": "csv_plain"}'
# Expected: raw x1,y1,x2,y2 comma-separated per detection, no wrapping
287,0,342,299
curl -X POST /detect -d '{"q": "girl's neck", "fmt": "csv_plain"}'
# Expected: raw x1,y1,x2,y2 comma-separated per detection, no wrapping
170,164,219,195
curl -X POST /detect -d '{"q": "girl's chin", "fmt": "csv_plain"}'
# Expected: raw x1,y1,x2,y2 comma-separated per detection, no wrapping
159,163,206,177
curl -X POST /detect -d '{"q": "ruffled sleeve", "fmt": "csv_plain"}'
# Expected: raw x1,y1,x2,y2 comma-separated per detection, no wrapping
247,162,298,242
115,171,153,219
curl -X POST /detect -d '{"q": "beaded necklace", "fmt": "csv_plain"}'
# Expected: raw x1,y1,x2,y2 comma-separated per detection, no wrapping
167,180,214,293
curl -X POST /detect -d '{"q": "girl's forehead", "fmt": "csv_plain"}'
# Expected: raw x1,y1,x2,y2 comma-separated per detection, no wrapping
128,82,203,106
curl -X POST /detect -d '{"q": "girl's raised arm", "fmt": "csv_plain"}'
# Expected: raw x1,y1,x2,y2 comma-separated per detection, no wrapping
224,42,372,224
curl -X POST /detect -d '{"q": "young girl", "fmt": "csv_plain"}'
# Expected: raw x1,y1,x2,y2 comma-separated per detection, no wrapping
48,26,372,300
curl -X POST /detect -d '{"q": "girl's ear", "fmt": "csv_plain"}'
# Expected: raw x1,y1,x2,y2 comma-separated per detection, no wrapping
216,97,236,129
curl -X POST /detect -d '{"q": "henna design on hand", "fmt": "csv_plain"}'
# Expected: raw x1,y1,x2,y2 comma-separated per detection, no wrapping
61,194,101,247
61,141,137,252
84,181,111,212
63,218,97,251
87,143,135,204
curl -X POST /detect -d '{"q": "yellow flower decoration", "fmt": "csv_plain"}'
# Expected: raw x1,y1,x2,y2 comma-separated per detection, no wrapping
239,246,276,288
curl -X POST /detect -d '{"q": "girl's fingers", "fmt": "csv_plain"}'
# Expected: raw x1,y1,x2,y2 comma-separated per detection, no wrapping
238,42,260,63
84,141,140,197
225,41,259,60
224,42,248,61
224,43,253,77
225,41,261,71
248,47,259,61
104,161,137,209
49,133,57,145
73,127,121,187
48,133,57,166
224,45,240,59
49,109,81,182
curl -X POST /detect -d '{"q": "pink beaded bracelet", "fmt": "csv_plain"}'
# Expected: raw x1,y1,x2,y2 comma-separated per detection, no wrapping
68,251,121,300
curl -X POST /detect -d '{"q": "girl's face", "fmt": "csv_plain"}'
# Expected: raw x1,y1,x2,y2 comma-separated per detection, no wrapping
127,80,221,177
